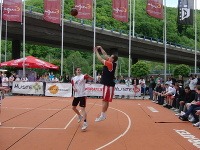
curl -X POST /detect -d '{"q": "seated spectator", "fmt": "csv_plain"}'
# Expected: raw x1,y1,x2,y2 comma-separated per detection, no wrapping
173,83,185,113
179,85,200,123
175,86,196,116
153,83,162,104
163,84,176,109
193,110,200,127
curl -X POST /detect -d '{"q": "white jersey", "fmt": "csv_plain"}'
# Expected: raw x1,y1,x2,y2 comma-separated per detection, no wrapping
72,74,87,98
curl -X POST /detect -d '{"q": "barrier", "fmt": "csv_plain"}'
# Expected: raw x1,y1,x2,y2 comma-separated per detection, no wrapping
12,82,141,98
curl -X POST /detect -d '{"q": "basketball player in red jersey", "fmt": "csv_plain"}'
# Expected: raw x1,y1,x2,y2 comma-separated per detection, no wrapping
94,46,118,122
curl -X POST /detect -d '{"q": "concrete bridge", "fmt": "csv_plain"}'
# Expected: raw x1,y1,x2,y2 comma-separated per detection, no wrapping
1,10,199,66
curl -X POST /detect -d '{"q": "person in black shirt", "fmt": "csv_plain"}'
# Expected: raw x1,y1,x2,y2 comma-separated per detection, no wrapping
94,46,118,122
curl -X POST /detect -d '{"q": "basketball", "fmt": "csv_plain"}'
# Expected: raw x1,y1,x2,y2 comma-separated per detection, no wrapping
70,8,78,16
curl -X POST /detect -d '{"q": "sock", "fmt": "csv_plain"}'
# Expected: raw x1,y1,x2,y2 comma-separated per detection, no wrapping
101,112,106,117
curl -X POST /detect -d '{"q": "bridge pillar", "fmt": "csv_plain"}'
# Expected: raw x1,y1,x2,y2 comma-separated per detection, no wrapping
12,40,21,59
131,56,138,64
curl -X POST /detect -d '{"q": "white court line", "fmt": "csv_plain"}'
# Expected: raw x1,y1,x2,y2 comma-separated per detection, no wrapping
64,114,77,129
1,102,131,150
95,104,131,150
0,126,64,130
2,107,71,111
147,106,159,112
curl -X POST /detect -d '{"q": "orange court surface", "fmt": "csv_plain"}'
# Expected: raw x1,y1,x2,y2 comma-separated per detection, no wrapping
0,96,200,150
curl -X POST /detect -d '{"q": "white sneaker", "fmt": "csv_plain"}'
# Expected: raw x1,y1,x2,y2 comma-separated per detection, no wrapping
77,115,83,123
95,116,106,122
180,111,185,116
175,113,181,116
81,122,88,131
193,122,200,127
174,109,179,112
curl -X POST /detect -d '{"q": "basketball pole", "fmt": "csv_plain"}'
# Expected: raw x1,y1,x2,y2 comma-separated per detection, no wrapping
22,0,26,77
0,0,2,63
128,0,132,78
61,0,64,76
92,0,96,82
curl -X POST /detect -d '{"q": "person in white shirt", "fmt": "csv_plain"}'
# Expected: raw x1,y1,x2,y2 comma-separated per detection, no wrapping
163,84,176,109
71,67,93,131
2,74,9,87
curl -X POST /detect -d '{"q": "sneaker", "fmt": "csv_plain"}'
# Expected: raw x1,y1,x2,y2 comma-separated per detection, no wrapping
174,109,179,112
180,111,185,116
175,113,181,116
81,122,88,131
95,116,106,122
179,115,188,121
77,115,83,123
193,122,200,127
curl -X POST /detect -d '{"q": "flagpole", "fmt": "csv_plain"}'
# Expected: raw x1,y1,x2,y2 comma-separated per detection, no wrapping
4,20,7,62
61,0,64,76
22,0,26,76
92,0,96,81
128,0,132,78
0,0,2,63
132,0,135,37
194,0,197,74
164,0,167,82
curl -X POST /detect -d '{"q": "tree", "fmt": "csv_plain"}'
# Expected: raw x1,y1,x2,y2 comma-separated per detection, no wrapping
131,61,150,77
173,64,190,77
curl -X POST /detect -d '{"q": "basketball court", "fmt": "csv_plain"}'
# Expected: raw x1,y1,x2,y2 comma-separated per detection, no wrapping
0,96,200,150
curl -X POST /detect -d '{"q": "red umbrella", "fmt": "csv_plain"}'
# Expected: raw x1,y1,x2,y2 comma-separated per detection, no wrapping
0,56,59,70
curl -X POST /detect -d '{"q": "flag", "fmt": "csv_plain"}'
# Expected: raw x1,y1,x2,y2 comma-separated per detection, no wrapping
112,0,128,22
146,0,163,19
44,0,61,24
177,0,194,25
75,0,93,19
3,0,22,22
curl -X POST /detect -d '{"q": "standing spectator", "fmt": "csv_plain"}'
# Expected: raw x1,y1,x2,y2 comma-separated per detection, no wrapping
94,46,118,122
96,73,102,83
139,77,146,96
63,74,70,83
177,75,184,87
8,74,15,90
188,75,197,91
28,72,36,82
149,76,156,100
49,72,55,81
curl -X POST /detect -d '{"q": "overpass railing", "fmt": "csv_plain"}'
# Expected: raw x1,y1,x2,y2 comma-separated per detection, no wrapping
25,5,199,53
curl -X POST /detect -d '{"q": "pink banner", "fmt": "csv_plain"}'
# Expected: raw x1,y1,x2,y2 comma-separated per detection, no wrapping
112,0,128,22
75,0,93,19
3,0,22,22
146,0,163,19
44,0,61,24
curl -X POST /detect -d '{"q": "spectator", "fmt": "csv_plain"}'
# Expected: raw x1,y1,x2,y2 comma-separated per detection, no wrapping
179,85,200,123
175,86,196,116
149,76,156,100
28,72,36,82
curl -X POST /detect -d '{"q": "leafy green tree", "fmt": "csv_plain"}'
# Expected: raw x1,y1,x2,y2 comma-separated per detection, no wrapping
173,64,190,77
131,61,150,77
65,51,90,76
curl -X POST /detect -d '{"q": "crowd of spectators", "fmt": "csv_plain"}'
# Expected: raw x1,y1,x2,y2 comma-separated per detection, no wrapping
150,74,200,129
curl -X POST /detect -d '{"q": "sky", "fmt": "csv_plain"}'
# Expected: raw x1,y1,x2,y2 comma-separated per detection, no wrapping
166,0,200,9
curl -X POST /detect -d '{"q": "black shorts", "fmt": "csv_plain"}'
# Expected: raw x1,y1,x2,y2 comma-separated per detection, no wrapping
72,97,86,107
